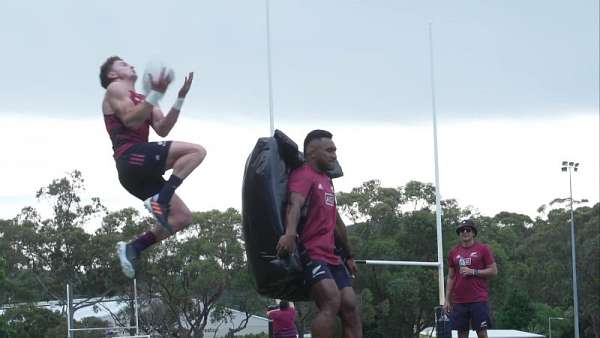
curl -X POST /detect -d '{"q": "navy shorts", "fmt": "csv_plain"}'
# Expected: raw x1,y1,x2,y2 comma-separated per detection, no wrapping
116,141,171,200
302,259,352,290
451,302,492,332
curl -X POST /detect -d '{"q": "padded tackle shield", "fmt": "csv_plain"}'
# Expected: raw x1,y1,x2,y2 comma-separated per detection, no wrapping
241,130,342,301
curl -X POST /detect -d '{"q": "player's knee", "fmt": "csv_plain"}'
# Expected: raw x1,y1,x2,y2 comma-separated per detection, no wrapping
340,299,360,323
320,293,342,315
193,144,207,163
341,299,359,319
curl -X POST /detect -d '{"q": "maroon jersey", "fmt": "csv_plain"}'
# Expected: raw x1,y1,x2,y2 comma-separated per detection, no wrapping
268,308,297,337
288,164,340,265
448,242,495,303
104,91,151,159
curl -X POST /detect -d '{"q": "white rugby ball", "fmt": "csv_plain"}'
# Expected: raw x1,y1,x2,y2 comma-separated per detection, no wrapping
141,60,175,95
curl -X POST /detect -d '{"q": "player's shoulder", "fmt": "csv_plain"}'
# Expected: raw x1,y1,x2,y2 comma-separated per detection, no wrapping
290,163,311,177
106,80,129,98
448,244,460,255
476,242,492,252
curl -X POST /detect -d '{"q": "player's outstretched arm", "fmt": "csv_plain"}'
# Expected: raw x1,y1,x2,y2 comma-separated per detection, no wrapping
152,72,194,137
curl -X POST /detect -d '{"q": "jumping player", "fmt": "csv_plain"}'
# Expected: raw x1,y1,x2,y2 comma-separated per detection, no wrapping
99,56,206,278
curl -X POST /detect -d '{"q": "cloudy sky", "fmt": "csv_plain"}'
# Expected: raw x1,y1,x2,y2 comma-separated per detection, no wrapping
0,1,598,227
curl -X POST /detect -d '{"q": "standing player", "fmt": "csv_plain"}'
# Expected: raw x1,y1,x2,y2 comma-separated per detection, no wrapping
444,219,498,338
276,130,362,338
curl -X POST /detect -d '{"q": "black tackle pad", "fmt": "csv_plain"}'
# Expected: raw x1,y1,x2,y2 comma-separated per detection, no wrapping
241,129,343,301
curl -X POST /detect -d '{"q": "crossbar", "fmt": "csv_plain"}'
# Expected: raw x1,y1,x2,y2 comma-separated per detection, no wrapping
355,259,440,267
69,326,136,332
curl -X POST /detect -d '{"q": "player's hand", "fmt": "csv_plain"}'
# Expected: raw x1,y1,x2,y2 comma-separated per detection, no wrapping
276,233,297,257
346,257,358,276
148,67,172,93
178,72,194,98
443,301,452,314
459,267,473,276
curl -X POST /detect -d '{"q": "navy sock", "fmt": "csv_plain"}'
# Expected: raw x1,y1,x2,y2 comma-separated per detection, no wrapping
157,175,183,205
130,231,158,256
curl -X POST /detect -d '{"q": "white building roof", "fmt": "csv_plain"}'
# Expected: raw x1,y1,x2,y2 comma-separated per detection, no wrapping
420,327,545,338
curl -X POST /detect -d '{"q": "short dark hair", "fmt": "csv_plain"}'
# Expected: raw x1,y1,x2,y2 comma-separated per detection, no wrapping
279,301,290,310
99,56,122,89
303,129,333,153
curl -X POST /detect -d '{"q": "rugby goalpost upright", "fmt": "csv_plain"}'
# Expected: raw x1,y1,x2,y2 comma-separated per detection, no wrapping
264,2,447,306
66,279,149,338
345,24,447,305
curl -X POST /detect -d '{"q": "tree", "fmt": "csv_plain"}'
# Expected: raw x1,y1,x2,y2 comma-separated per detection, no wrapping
0,305,64,338
2,171,137,328
135,208,266,338
496,288,534,330
337,180,441,338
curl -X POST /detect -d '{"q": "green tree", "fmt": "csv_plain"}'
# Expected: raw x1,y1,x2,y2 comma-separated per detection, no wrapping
134,208,266,338
338,180,441,338
574,204,599,338
1,305,64,338
496,288,534,330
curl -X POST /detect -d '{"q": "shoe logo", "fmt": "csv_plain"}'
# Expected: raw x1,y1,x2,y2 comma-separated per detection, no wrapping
151,203,163,215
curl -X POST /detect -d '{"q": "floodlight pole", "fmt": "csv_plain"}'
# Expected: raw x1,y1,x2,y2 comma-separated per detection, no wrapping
561,161,580,338
428,22,446,306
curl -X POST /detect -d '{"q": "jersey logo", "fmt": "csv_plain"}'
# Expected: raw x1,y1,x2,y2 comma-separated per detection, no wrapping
325,192,335,207
318,183,324,190
458,257,472,266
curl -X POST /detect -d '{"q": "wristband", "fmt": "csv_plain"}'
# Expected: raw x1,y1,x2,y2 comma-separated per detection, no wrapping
474,269,478,276
145,90,164,106
173,97,185,111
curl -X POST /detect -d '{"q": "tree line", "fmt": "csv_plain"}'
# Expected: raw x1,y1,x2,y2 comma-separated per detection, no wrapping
0,171,598,338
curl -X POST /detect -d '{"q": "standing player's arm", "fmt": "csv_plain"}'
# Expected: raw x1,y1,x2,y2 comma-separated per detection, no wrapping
151,72,194,137
107,82,154,129
443,265,456,313
461,247,498,278
276,192,306,257
335,210,358,275
334,210,353,258
475,262,497,278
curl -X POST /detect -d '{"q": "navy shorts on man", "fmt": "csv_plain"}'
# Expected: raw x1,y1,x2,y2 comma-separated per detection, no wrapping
303,259,352,289
451,302,492,332
116,141,172,200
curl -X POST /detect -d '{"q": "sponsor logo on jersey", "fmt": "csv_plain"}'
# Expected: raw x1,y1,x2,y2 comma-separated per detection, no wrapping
325,192,335,207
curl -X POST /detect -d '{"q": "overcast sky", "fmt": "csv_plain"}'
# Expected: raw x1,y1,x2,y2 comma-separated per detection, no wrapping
0,1,598,226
